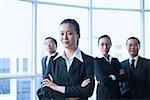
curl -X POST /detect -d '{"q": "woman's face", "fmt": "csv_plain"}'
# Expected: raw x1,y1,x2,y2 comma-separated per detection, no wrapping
59,23,79,49
98,37,111,56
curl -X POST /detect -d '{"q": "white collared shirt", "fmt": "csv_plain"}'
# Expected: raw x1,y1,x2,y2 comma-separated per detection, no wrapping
97,54,112,63
46,52,57,67
129,55,139,68
61,48,83,71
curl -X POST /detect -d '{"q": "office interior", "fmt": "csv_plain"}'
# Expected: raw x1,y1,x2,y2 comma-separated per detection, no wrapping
0,0,150,100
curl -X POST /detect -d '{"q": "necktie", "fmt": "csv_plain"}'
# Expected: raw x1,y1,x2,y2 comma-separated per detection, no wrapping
130,59,135,71
129,59,135,88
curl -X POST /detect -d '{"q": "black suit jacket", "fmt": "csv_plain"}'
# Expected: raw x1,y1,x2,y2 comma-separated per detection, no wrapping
44,51,95,100
37,52,58,100
121,56,150,99
94,57,126,99
41,52,58,79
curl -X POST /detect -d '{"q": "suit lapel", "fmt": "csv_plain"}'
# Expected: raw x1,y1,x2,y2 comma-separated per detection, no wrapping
69,57,83,74
57,57,68,72
44,53,58,78
47,52,58,71
125,59,130,73
42,56,47,78
136,56,143,71
127,59,130,69
43,56,47,70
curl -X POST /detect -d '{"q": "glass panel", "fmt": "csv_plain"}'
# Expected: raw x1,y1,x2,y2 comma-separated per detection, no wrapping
0,78,32,100
23,58,28,72
0,58,10,73
145,12,150,58
17,79,31,100
92,10,141,61
0,1,33,100
0,79,10,94
0,1,32,74
37,4,88,75
145,0,150,9
16,58,19,73
37,0,88,6
93,0,140,9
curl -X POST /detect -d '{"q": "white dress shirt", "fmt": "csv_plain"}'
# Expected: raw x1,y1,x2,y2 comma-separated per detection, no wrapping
61,48,83,71
129,55,139,68
46,52,57,67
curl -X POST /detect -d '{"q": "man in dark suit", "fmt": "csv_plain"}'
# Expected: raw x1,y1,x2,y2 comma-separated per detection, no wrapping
121,37,150,99
41,37,58,79
37,37,58,100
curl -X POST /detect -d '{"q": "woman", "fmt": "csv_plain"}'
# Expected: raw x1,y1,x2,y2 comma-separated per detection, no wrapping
94,35,127,100
42,19,95,100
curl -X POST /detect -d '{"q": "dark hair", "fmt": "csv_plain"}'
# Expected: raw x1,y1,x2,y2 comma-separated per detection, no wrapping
126,36,140,47
60,19,80,38
98,35,112,45
44,37,57,47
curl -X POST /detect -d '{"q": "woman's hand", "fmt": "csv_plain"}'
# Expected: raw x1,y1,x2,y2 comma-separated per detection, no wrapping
42,74,55,88
81,78,91,87
119,68,125,75
42,74,65,94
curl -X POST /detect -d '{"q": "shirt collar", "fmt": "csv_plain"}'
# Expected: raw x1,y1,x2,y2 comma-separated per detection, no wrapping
47,52,57,57
60,48,83,62
96,54,103,58
129,55,139,67
129,55,139,64
97,54,112,63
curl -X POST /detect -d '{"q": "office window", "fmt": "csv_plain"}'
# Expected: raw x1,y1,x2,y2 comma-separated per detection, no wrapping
0,58,10,95
93,0,140,9
16,58,19,73
0,1,32,100
17,79,31,100
0,58,10,73
37,0,88,6
0,0,149,100
0,1,32,58
145,0,150,9
0,79,10,94
23,58,28,72
145,12,150,58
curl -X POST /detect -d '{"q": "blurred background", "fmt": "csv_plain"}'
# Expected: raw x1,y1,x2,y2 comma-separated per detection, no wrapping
0,0,150,100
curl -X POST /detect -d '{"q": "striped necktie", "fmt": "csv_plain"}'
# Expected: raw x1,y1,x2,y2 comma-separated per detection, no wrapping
130,59,135,71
